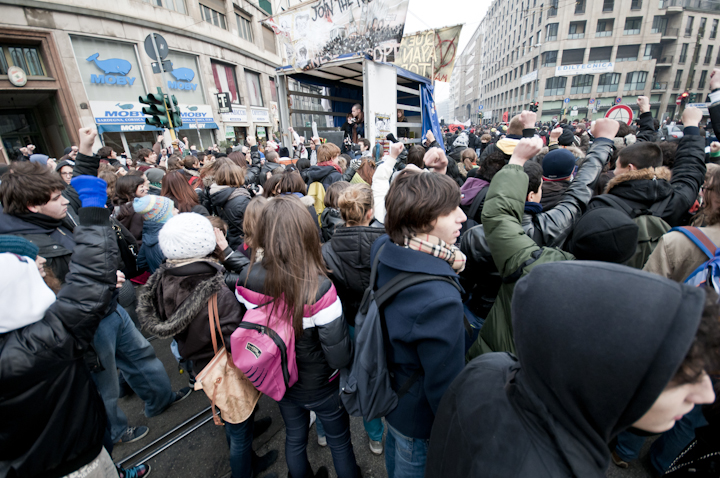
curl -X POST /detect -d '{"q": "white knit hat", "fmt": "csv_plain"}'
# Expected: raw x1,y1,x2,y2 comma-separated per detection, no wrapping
159,212,216,260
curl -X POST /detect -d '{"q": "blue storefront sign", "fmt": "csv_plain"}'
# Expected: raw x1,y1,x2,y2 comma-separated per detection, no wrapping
86,53,137,86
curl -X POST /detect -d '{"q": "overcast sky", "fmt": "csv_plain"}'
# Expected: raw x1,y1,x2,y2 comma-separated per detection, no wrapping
403,0,492,102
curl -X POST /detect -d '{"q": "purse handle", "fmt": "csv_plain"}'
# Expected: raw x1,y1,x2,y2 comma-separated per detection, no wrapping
208,294,224,354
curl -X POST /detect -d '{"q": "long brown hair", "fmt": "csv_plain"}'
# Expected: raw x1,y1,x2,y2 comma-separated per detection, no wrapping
113,175,145,206
161,171,200,212
248,195,327,335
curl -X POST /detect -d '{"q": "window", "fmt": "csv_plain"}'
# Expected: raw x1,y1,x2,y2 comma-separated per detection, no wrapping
711,19,718,39
589,46,613,62
212,61,241,103
575,0,585,14
674,70,683,89
631,0,642,9
616,44,640,62
143,0,186,14
596,19,614,37
269,76,278,102
236,13,253,42
699,17,707,37
200,4,227,29
545,76,567,96
569,21,586,39
549,0,558,16
706,45,714,65
685,16,694,37
603,0,614,12
643,44,660,60
262,26,276,54
546,23,558,41
624,17,642,35
562,48,585,65
571,75,593,94
245,70,263,106
699,70,708,89
624,71,647,91
2,45,45,76
679,43,689,63
597,73,621,92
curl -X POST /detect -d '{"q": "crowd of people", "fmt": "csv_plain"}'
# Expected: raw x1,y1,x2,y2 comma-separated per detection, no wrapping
2,69,720,478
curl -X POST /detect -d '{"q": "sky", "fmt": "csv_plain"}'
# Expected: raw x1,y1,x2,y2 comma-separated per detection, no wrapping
403,0,493,103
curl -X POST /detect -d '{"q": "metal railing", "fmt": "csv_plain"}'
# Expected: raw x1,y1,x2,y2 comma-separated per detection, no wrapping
662,27,680,37
652,82,668,89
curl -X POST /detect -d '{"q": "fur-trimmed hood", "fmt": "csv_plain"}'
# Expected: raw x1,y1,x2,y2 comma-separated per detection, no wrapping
604,166,672,194
138,261,225,338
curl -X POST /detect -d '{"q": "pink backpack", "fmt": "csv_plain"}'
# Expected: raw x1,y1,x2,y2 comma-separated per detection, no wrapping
231,287,298,401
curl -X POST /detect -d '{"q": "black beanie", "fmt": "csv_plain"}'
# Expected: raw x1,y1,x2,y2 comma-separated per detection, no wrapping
558,128,577,147
279,147,290,158
568,208,639,264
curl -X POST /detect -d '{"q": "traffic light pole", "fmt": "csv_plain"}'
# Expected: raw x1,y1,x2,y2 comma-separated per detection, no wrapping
150,33,177,142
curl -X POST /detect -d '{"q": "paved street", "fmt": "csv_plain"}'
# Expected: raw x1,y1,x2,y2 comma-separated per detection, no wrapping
110,336,656,477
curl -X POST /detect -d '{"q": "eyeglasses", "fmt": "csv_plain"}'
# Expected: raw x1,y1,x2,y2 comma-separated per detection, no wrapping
60,172,73,177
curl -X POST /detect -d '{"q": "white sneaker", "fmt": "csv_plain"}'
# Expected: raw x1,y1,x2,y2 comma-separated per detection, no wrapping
309,411,316,428
318,434,327,447
369,439,383,455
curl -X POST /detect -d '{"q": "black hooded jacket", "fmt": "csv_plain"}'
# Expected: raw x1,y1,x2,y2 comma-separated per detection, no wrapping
209,186,252,250
321,225,385,325
426,261,705,478
302,165,342,190
0,208,118,478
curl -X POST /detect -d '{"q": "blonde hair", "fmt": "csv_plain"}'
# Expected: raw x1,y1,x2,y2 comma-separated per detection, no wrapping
338,183,373,226
243,196,268,248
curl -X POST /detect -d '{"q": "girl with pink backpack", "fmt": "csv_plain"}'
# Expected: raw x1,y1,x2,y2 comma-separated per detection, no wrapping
231,195,360,478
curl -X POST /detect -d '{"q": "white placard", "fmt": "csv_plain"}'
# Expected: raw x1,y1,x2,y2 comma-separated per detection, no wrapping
251,108,270,123
555,62,614,77
520,70,538,85
221,105,249,123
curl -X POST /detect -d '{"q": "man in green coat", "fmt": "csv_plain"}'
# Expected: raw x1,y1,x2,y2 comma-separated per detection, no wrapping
468,118,639,358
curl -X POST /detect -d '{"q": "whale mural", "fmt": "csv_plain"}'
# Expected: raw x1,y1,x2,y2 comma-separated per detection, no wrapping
116,103,134,109
86,53,132,75
170,67,195,82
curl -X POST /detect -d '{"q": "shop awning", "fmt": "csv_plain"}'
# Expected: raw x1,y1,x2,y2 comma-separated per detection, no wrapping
98,124,163,134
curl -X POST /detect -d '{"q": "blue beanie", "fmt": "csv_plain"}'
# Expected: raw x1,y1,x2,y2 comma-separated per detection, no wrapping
29,154,49,166
542,149,576,180
0,235,40,260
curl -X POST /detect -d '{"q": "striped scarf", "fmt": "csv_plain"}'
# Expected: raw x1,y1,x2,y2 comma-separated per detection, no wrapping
404,234,467,273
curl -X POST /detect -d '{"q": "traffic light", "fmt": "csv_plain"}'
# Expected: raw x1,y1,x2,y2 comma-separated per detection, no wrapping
139,92,170,128
170,95,182,128
530,101,540,112
688,93,697,103
680,91,690,102
479,112,484,119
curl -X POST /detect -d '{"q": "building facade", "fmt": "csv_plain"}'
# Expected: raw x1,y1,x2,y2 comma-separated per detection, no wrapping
0,0,282,159
459,0,720,125
450,27,483,123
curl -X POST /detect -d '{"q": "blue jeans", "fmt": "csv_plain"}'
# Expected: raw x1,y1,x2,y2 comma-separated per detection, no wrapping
91,305,175,442
615,405,708,473
224,415,255,478
278,391,358,478
385,423,429,478
317,326,385,443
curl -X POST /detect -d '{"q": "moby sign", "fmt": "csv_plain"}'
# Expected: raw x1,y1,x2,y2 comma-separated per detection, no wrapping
87,53,132,75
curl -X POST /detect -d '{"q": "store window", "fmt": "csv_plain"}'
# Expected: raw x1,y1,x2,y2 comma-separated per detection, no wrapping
597,73,620,92
544,76,567,96
246,70,263,107
70,36,145,102
0,45,45,76
236,13,253,42
570,75,593,94
201,3,227,29
165,52,205,105
212,61,242,104
624,71,648,91
143,0,186,14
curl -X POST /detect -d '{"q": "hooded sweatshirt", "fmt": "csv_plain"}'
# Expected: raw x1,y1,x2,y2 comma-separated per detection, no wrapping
426,261,705,478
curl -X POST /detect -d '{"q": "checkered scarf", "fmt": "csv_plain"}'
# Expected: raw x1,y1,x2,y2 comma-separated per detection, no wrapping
404,234,467,273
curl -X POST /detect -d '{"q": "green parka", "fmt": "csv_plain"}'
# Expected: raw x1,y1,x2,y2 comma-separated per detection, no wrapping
467,164,574,358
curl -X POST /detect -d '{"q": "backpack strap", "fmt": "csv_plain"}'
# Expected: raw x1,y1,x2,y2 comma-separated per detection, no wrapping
648,194,673,218
467,186,489,222
359,243,386,314
670,226,718,260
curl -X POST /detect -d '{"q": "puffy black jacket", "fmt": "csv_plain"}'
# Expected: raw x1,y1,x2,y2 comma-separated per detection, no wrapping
240,263,352,403
320,208,344,243
303,165,342,190
210,186,252,250
0,207,118,478
460,138,613,318
321,225,385,325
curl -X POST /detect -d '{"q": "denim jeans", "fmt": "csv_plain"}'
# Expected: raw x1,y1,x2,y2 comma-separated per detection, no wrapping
385,423,429,478
615,405,708,473
91,305,175,442
278,391,359,478
224,414,255,478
